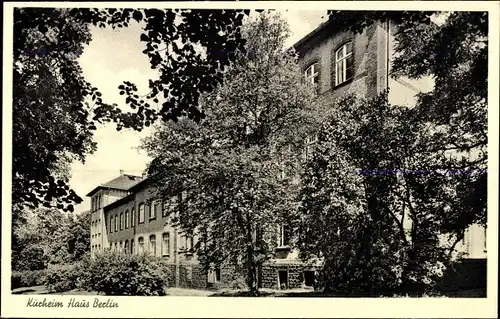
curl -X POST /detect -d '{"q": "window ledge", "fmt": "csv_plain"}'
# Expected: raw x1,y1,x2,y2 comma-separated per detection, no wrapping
275,246,291,251
178,249,194,255
332,77,354,90
149,217,157,221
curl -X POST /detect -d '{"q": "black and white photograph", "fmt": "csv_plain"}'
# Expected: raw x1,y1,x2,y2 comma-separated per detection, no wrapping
2,1,498,318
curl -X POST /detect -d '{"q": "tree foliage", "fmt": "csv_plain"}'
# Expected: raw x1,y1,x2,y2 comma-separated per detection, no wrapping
13,8,249,213
299,11,487,294
142,12,315,294
12,208,91,271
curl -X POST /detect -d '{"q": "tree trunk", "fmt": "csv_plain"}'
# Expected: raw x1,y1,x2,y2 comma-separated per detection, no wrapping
246,244,259,296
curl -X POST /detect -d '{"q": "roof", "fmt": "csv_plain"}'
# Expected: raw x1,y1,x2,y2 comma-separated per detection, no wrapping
102,192,135,212
86,174,145,197
101,176,152,212
292,20,332,52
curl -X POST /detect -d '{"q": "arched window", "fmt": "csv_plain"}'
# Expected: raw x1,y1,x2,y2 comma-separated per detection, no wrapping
114,215,118,232
162,232,170,256
131,239,135,254
124,240,129,253
149,235,157,255
138,237,144,253
120,212,123,230
110,215,113,233
138,203,145,224
334,41,353,86
131,208,135,227
125,210,129,229
304,62,319,85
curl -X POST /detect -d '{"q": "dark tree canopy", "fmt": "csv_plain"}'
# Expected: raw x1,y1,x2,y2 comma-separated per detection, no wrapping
13,8,249,212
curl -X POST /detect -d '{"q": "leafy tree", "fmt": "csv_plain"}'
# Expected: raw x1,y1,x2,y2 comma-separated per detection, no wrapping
66,210,91,260
142,12,315,295
299,11,487,295
13,8,249,214
12,207,90,270
325,10,487,232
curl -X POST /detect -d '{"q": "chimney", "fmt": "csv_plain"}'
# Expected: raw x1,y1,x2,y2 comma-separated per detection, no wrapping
119,170,124,175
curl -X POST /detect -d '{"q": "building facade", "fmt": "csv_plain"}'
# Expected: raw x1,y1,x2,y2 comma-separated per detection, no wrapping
89,18,486,290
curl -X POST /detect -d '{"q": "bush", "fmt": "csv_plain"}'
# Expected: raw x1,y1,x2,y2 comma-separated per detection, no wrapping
83,251,170,296
11,270,47,289
230,276,248,290
44,263,84,293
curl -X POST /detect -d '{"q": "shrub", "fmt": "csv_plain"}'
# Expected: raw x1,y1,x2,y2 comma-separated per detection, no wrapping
230,276,248,290
11,270,47,289
83,251,170,296
44,263,84,293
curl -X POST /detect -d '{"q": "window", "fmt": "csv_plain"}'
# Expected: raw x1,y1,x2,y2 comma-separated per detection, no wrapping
186,236,194,252
138,204,145,223
138,237,144,254
149,235,156,255
110,216,113,233
131,208,135,227
125,210,129,229
120,212,123,230
131,239,135,254
304,134,318,161
179,235,193,252
304,63,319,85
162,232,170,256
114,215,118,232
149,202,156,220
124,240,129,253
114,242,118,251
154,201,162,219
119,241,123,252
278,224,291,247
334,41,353,86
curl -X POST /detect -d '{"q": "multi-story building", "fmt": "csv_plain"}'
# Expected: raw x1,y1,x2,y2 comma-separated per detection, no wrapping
89,17,486,290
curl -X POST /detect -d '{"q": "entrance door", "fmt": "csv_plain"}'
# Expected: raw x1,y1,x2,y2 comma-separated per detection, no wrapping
278,270,288,290
304,270,315,287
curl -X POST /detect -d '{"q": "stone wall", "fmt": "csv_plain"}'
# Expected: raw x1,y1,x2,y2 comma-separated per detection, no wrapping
260,262,319,290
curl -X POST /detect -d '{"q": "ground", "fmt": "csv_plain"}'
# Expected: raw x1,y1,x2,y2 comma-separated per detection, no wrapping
12,286,486,297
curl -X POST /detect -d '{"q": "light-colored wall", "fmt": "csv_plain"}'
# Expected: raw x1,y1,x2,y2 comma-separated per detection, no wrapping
386,20,434,107
455,223,487,259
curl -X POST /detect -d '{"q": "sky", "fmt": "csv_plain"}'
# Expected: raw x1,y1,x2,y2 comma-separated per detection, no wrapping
71,10,327,214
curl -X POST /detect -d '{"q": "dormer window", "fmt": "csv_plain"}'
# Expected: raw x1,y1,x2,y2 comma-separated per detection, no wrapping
334,41,353,86
304,63,319,85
